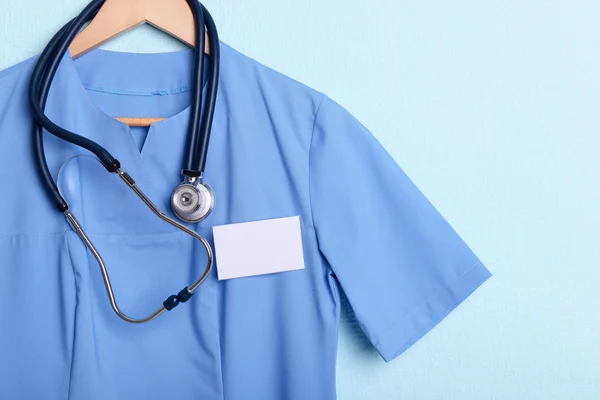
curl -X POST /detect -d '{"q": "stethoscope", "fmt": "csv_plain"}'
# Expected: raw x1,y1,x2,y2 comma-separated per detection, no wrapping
28,0,219,324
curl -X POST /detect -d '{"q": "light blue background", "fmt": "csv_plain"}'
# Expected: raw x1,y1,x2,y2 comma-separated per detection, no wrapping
1,1,599,399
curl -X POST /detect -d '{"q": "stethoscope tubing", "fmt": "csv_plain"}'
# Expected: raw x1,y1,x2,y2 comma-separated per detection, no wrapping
191,6,219,175
29,0,120,180
29,0,220,211
28,0,220,323
65,170,214,324
32,21,75,211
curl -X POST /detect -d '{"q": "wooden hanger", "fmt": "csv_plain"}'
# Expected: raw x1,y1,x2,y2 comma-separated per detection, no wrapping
69,0,211,127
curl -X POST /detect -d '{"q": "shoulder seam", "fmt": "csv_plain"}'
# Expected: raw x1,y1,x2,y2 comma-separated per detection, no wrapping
307,93,327,231
221,41,322,96
0,61,28,82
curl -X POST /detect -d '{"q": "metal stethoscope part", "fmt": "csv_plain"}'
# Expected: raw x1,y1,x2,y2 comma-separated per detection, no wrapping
65,169,214,324
171,176,215,223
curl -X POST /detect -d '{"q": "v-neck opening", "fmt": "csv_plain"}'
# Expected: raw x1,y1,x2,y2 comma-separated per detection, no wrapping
130,126,150,152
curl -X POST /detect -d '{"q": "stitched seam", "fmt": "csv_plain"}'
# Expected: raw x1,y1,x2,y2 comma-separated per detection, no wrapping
0,230,72,238
65,232,78,400
0,61,28,81
372,260,483,348
307,94,326,231
384,294,467,362
82,83,192,96
0,224,314,239
0,230,183,238
86,231,185,238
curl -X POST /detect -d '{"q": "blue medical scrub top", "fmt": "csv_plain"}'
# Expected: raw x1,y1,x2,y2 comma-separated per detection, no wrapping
0,43,491,399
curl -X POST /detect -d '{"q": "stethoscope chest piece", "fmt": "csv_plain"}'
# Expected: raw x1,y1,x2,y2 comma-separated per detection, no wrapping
171,179,214,223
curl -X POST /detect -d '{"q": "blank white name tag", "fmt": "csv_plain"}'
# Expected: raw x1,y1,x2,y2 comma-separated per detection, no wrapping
212,216,305,280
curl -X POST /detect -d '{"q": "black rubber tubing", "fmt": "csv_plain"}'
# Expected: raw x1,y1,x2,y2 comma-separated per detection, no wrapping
28,0,218,210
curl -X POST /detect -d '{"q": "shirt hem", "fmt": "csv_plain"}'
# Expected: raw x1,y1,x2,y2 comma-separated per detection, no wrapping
376,261,492,363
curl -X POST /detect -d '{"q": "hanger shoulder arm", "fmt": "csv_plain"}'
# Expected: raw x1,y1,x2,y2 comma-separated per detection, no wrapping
69,0,146,58
145,0,210,53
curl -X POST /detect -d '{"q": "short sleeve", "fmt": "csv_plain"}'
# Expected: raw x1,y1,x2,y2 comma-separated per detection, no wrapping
309,96,492,363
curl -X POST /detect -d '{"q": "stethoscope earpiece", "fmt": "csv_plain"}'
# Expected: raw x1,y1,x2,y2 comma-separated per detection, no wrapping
171,179,214,223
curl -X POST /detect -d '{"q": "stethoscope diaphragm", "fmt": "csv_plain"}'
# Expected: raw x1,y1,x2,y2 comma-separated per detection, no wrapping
171,180,214,223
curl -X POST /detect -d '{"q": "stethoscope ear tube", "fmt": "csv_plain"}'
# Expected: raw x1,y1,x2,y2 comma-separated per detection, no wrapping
182,0,206,175
29,0,116,211
191,4,220,174
65,169,213,324
29,0,119,176
31,22,73,211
